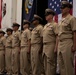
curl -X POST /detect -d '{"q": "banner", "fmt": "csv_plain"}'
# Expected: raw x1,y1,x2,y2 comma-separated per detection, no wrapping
22,0,36,22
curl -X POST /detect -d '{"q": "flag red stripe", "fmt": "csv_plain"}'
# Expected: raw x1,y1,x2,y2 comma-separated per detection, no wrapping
0,0,2,28
70,9,73,15
54,15,58,23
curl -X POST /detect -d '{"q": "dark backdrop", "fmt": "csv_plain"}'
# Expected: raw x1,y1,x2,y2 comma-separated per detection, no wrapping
36,0,48,25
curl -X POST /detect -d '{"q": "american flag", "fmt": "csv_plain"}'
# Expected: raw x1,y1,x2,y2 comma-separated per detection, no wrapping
48,0,75,22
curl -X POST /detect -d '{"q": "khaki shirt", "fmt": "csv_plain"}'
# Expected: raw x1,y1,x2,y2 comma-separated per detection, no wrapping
0,36,6,50
5,35,12,48
21,29,31,47
31,24,43,44
58,14,76,40
43,21,58,43
12,30,21,47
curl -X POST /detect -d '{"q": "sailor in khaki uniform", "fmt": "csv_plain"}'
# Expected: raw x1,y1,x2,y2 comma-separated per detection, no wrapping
43,9,58,75
5,28,13,75
20,20,31,75
31,14,44,75
58,1,76,75
12,23,21,75
0,30,6,74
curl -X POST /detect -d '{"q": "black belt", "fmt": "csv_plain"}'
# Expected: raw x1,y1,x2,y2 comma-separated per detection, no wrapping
6,47,12,48
43,42,53,45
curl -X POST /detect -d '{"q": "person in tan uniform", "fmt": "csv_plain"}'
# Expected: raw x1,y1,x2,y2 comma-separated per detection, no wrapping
31,14,44,75
5,28,13,75
43,9,58,75
20,20,31,75
0,30,6,74
58,1,76,75
12,23,21,75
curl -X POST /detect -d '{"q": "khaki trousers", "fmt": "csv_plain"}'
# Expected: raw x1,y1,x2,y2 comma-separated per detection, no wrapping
12,47,20,75
58,39,74,75
43,43,57,75
20,47,31,75
5,47,12,74
0,50,5,74
31,44,44,75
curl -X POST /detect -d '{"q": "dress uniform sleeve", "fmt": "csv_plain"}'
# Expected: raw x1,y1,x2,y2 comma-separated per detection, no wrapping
26,30,31,40
53,23,58,35
70,17,76,31
39,26,43,37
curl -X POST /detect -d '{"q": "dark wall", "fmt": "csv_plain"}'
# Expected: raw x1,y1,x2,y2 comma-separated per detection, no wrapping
36,0,48,25
21,0,48,30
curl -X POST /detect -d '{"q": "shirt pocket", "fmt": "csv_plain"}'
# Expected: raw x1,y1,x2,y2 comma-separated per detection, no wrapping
46,26,54,34
22,33,27,38
13,34,19,42
62,21,71,31
46,26,54,35
47,26,53,31
63,21,69,26
6,39,12,46
32,30,39,38
7,40,11,43
62,19,71,26
32,29,38,35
